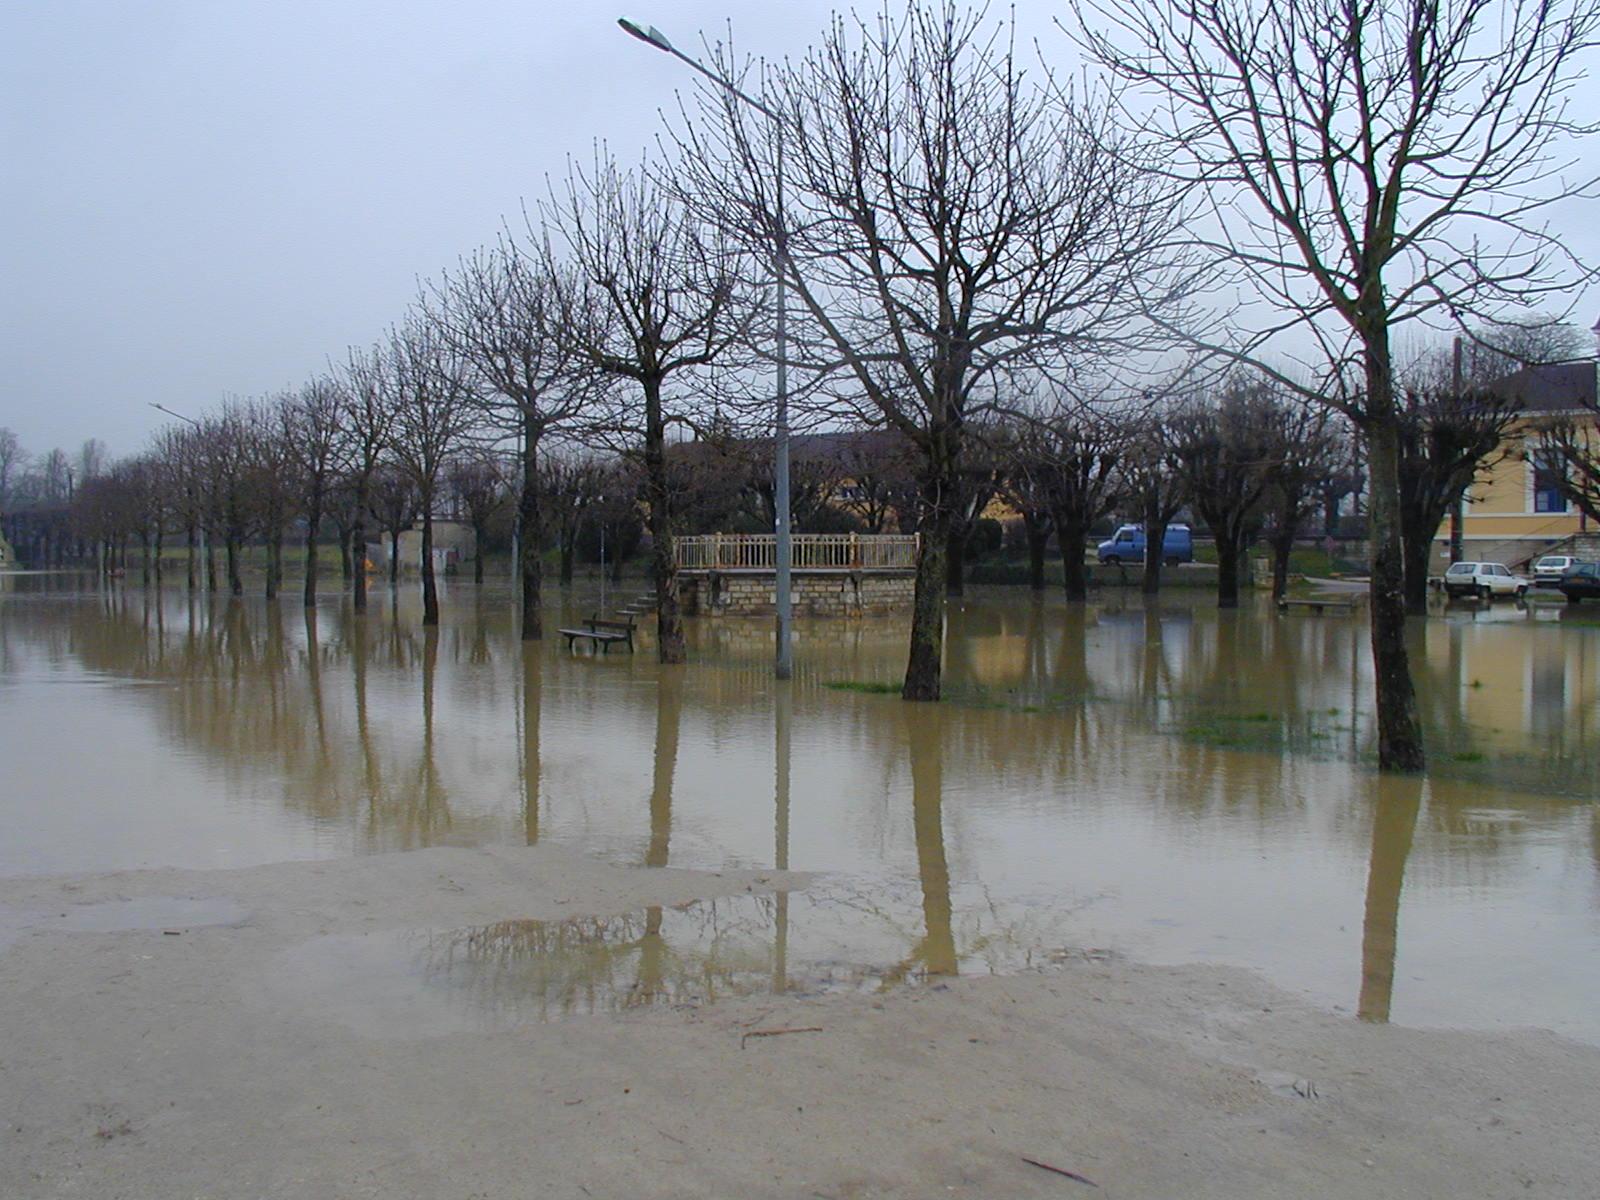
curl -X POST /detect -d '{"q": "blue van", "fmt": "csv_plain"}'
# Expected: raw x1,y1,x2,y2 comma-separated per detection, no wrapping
1096,524,1194,566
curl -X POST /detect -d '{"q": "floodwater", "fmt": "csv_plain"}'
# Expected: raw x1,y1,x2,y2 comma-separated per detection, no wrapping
2,572,1597,1043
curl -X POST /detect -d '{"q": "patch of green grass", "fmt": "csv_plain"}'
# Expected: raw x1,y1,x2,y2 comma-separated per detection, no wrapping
1452,751,1487,763
823,680,902,695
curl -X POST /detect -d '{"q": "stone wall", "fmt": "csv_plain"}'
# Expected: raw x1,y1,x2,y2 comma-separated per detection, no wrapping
678,570,915,616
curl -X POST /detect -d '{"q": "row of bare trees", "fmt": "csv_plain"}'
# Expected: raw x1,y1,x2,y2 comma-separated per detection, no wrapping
11,0,1597,772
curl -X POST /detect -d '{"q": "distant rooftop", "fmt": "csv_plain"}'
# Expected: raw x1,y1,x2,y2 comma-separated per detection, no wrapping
1488,359,1598,414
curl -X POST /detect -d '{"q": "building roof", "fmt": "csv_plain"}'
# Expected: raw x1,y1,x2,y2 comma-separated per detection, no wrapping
1487,360,1598,415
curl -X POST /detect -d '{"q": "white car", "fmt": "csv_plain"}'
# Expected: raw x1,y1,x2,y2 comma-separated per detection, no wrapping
1442,561,1529,600
1531,555,1578,586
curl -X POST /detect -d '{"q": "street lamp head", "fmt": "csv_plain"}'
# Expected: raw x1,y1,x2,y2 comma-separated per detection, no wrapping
617,18,673,53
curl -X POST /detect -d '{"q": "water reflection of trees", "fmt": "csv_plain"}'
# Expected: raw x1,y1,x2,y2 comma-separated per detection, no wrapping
14,592,509,849
419,901,776,1019
9,586,1594,948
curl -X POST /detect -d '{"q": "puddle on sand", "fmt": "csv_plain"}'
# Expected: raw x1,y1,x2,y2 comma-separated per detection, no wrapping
0,896,251,952
268,885,1101,1038
36,896,250,933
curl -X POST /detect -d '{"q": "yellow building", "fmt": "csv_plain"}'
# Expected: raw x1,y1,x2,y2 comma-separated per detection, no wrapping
1439,356,1599,568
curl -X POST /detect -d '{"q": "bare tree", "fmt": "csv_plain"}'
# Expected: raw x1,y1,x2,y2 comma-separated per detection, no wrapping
429,242,589,638
540,155,756,662
282,377,349,609
368,466,418,589
385,318,478,625
197,408,251,596
341,344,397,611
0,428,21,506
243,399,297,600
1397,377,1522,611
153,424,204,591
541,449,608,584
1262,406,1342,602
445,452,512,584
1076,0,1600,770
673,1,1190,697
944,441,1004,598
1169,376,1286,608
1119,407,1189,596
835,433,920,536
995,417,1057,591
1035,402,1126,601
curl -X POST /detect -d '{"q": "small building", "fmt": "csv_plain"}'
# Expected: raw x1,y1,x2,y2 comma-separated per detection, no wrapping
1437,357,1598,567
387,519,477,576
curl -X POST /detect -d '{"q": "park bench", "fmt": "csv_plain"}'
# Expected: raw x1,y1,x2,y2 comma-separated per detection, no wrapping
1277,596,1359,615
558,614,636,653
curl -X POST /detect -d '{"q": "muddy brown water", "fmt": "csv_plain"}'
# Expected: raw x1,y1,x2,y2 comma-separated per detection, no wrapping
2,573,1596,1042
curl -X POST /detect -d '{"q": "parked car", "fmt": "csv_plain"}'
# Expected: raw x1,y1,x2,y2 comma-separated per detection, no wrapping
1558,561,1600,605
1531,555,1579,586
1441,561,1529,600
1097,524,1195,566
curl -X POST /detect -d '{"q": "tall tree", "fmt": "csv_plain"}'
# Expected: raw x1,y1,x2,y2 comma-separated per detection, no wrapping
1119,407,1189,596
1036,403,1126,602
282,377,349,609
1262,405,1342,602
541,449,608,585
674,1,1189,697
995,417,1057,592
0,428,22,506
429,243,589,638
341,344,397,611
1076,0,1600,770
541,156,756,662
385,318,477,626
445,452,512,585
1169,377,1285,608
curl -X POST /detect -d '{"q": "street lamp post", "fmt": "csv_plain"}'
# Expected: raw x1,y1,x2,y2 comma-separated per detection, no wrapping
618,17,793,680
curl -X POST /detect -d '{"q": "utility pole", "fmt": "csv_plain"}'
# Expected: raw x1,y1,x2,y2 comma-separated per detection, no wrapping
1448,337,1466,564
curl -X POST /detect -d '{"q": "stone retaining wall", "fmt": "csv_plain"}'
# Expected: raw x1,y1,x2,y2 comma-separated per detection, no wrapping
678,571,915,616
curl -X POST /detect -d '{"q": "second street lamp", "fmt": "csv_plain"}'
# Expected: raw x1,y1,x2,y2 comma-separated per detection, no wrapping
618,16,794,681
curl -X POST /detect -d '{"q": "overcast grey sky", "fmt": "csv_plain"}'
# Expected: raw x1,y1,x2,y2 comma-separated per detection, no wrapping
3,0,1597,460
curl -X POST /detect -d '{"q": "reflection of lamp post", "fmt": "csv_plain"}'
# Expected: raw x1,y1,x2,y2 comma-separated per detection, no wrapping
618,17,793,680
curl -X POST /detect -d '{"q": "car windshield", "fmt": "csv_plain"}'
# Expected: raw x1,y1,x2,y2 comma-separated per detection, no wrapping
1446,564,1473,575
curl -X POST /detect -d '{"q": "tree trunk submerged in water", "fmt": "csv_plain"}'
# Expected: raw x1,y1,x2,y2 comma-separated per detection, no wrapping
1055,517,1090,602
1269,525,1295,603
1364,398,1426,772
519,418,542,640
903,493,951,701
1024,519,1048,591
1141,513,1171,597
303,500,322,610
421,510,439,626
642,378,685,665
1215,531,1244,609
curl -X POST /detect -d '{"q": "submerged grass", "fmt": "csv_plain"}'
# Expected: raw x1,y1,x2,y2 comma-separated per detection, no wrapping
824,680,902,695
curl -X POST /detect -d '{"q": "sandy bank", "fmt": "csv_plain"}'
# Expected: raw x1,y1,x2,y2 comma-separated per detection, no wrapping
1,844,1595,1199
